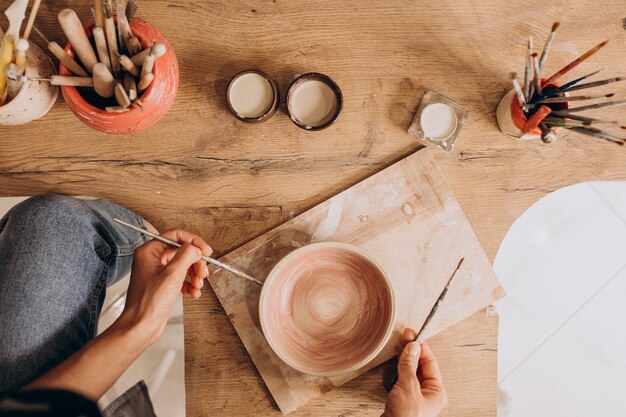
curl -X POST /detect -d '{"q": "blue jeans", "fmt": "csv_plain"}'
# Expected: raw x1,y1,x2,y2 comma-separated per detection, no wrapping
0,195,149,391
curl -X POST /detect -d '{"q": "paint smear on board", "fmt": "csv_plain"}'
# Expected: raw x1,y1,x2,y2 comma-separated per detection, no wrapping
311,194,345,241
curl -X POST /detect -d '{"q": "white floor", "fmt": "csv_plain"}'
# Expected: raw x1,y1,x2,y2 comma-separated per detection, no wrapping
494,181,626,417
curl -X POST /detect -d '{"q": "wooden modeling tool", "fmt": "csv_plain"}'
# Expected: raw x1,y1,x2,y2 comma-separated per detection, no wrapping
94,0,105,29
4,63,23,98
103,0,121,77
0,0,29,101
58,9,99,73
384,258,465,392
93,27,112,72
521,105,551,134
116,0,132,53
126,0,138,20
124,72,137,100
117,53,140,77
93,62,115,97
105,105,129,112
112,218,263,285
33,26,89,77
6,72,94,87
140,54,155,79
131,42,164,66
126,36,142,55
537,22,559,71
14,38,28,73
22,0,42,41
543,40,609,86
114,82,131,108
137,72,153,93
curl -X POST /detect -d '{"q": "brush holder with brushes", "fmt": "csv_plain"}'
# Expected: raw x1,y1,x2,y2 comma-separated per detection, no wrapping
60,18,179,135
0,38,58,126
496,80,569,140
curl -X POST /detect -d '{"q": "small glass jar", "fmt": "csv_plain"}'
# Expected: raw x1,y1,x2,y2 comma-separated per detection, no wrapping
407,91,469,151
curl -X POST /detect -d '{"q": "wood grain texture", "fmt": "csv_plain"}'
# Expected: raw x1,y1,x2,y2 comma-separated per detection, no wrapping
207,148,502,414
1,0,625,416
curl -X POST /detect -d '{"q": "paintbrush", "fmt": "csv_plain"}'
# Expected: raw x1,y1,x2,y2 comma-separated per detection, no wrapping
543,40,609,86
532,53,542,97
560,98,626,113
538,22,560,71
113,218,263,285
510,72,526,106
543,116,621,128
532,93,614,105
566,76,626,93
549,111,622,127
384,258,465,392
523,36,533,101
537,69,602,100
567,126,624,145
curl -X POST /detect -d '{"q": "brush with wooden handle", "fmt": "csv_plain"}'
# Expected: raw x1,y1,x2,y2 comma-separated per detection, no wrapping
58,9,99,74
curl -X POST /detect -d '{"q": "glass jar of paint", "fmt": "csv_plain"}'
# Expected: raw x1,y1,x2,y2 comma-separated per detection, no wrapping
407,91,468,151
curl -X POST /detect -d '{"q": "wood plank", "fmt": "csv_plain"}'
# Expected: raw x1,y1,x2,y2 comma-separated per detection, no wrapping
1,0,625,415
206,148,502,414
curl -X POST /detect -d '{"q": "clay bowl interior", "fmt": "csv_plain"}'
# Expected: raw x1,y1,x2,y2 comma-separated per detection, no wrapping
259,242,396,377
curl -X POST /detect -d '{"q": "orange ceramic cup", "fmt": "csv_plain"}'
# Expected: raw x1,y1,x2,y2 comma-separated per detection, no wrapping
59,18,179,134
259,242,396,377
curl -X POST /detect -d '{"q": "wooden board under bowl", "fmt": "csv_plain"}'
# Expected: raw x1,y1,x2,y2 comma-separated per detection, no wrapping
206,148,503,414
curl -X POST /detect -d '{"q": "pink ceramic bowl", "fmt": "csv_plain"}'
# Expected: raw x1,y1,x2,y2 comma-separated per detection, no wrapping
259,242,396,377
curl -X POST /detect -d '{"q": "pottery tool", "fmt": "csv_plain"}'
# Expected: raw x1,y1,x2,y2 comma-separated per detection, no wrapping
510,72,526,106
33,26,89,77
126,36,142,55
93,62,115,97
6,72,94,87
21,0,42,41
566,76,626,93
543,40,609,86
537,69,603,100
114,82,131,108
126,0,138,20
116,0,132,53
103,0,121,77
137,72,153,93
105,105,129,112
94,0,105,28
58,9,99,73
92,27,112,72
13,38,28,73
539,122,557,144
537,22,559,72
4,63,23,98
124,72,137,100
112,217,262,285
117,53,140,77
384,257,465,392
131,42,165,66
140,54,154,79
0,0,29,101
523,36,533,101
521,105,551,134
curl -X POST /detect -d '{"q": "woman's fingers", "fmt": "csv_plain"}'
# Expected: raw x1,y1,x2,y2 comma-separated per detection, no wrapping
396,327,418,354
182,281,201,299
163,243,202,281
159,229,213,257
418,342,447,407
397,341,421,388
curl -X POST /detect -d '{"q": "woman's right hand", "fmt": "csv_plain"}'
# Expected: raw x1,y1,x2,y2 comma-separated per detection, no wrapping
382,328,447,417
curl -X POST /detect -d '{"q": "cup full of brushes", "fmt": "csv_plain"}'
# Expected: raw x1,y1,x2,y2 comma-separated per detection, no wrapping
55,1,178,134
497,22,626,146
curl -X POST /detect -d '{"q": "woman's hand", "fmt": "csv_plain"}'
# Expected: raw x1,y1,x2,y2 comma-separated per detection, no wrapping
115,229,213,346
382,328,447,417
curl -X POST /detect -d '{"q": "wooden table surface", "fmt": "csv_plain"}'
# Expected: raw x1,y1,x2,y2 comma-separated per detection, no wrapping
1,1,625,415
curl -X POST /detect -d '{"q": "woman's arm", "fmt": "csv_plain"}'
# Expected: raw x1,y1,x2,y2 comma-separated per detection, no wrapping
24,229,212,401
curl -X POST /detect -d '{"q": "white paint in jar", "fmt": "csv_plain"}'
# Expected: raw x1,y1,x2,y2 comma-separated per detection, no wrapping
288,80,338,127
420,102,458,140
228,72,274,119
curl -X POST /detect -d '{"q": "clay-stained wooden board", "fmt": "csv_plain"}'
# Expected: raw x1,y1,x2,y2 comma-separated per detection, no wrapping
207,148,503,414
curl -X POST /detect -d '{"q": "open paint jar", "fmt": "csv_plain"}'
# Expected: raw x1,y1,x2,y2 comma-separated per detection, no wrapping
286,72,342,130
226,70,279,122
407,91,469,151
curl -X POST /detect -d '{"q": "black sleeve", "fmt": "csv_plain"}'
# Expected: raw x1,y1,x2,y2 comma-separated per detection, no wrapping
0,389,101,417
